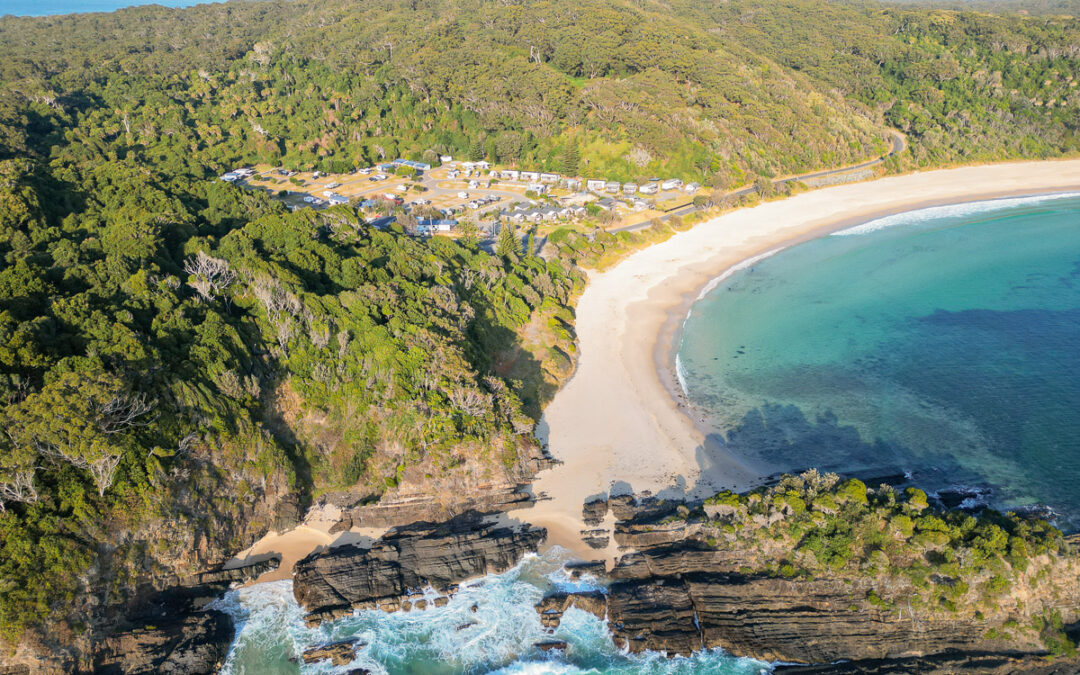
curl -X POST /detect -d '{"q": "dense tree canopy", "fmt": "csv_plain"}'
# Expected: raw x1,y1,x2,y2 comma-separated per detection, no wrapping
0,0,1076,658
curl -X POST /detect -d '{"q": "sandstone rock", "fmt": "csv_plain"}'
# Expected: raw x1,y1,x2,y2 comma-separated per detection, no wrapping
773,651,1080,674
293,511,544,624
565,560,606,579
535,591,607,629
534,639,568,651
582,497,608,526
89,610,232,674
302,639,360,667
579,529,609,549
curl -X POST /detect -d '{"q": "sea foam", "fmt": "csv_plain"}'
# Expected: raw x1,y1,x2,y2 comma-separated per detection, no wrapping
831,192,1080,237
211,549,770,674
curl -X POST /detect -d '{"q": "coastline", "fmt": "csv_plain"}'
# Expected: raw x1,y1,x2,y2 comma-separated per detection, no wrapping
229,160,1080,573
521,160,1080,560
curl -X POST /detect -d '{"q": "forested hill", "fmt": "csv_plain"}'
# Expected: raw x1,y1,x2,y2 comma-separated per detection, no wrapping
1,0,1078,184
0,0,1078,667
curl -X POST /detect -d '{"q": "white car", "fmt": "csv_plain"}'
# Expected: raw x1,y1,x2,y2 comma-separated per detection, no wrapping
457,191,469,199
358,168,372,175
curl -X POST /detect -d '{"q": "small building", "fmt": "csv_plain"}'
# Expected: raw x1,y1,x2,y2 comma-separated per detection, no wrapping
586,179,606,192
661,178,683,191
595,198,617,211
468,180,479,189
447,169,461,179
501,170,520,181
220,173,239,182
520,171,541,182
639,182,659,195
684,182,701,193
474,160,491,170
419,218,457,233
605,181,621,194
327,194,349,205
540,172,559,184
378,163,397,172
439,155,453,163
369,215,396,230
623,183,638,194
562,178,582,191
233,167,255,177
392,159,432,171
526,183,549,195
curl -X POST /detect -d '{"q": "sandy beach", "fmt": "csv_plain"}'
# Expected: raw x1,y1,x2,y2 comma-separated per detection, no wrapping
229,160,1080,573
519,159,1080,561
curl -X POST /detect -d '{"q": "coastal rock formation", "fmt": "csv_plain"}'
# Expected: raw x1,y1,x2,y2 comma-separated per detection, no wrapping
582,497,608,526
88,611,233,675
536,591,607,629
773,651,1080,674
293,511,545,625
85,557,279,675
579,528,610,549
537,479,1080,667
301,639,362,666
605,568,990,660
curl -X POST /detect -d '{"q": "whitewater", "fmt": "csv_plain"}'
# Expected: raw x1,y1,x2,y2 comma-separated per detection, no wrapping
210,549,770,674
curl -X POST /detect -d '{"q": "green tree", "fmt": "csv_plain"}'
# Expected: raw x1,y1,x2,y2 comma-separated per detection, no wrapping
460,218,481,248
560,144,580,176
469,137,486,162
497,223,519,259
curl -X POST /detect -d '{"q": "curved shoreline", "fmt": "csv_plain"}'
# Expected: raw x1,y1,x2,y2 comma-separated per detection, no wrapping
519,160,1080,559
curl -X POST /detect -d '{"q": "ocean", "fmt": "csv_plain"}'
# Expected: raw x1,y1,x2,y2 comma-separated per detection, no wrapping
211,549,770,674
1,0,220,17
677,193,1080,529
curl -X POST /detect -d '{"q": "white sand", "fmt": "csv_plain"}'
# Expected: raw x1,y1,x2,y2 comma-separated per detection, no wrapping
229,160,1080,573
519,160,1080,562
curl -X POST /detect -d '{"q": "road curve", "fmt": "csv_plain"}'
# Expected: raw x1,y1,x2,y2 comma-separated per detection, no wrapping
613,130,907,233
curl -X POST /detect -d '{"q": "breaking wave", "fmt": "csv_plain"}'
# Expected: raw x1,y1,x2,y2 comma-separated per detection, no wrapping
831,192,1080,237
212,549,771,674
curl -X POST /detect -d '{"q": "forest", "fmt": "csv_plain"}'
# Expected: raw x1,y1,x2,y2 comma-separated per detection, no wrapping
0,0,1077,658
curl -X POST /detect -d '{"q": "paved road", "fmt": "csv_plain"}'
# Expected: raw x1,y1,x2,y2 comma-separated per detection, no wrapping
611,130,906,233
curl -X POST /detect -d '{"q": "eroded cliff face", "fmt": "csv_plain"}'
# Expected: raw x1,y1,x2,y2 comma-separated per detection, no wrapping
534,484,1080,669
292,511,546,626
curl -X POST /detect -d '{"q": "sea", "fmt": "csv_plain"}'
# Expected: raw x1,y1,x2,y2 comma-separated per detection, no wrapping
210,549,770,674
677,192,1080,529
1,0,220,17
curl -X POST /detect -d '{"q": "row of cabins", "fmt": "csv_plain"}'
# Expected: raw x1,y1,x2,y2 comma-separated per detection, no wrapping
478,167,699,197
501,203,588,224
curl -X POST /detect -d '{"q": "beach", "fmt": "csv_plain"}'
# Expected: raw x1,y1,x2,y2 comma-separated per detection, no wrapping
520,159,1080,560
229,160,1080,570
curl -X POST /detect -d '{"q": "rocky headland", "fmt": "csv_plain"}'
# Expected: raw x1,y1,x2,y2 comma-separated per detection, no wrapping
529,471,1080,671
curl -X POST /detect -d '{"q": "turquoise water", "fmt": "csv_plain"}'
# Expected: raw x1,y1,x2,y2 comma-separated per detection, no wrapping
677,193,1080,528
211,549,770,674
2,1,219,17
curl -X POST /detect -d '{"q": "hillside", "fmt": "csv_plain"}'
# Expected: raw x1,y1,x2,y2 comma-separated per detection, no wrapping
0,0,1077,669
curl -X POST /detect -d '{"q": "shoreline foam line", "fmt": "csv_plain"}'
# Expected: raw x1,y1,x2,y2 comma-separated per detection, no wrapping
832,191,1080,237
521,159,1080,558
